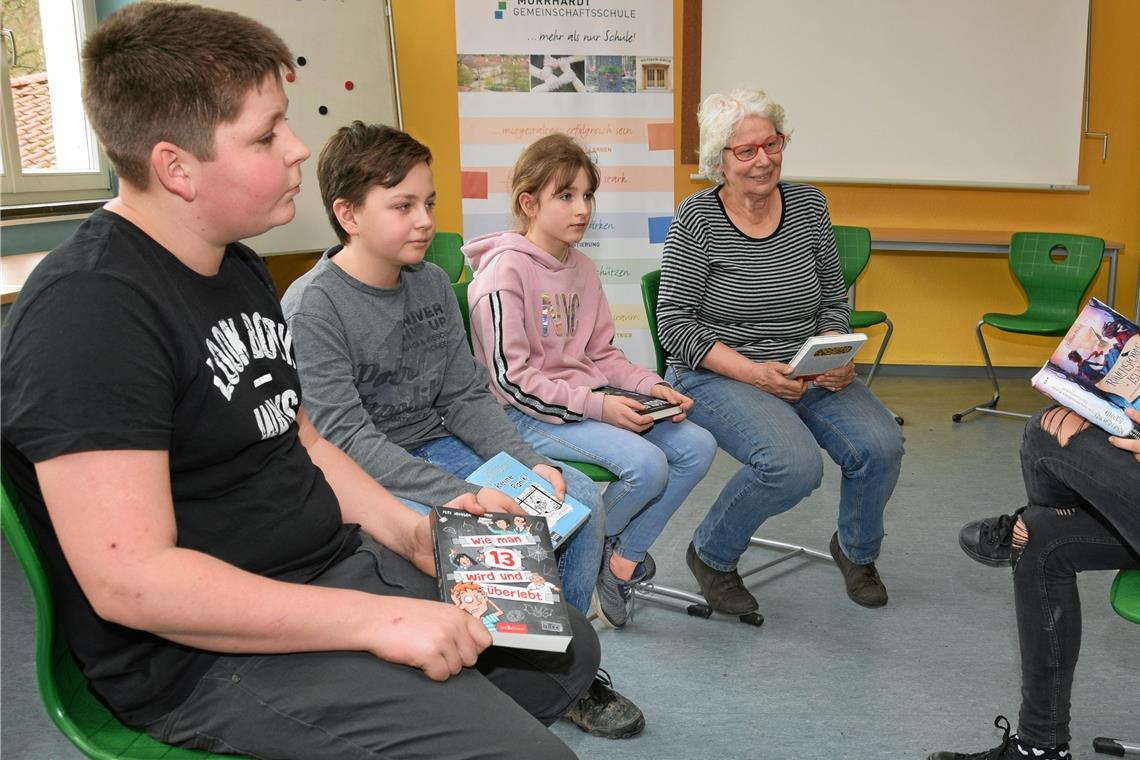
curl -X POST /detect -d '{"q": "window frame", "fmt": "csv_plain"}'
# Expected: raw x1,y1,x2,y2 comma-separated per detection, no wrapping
644,64,667,90
1,0,112,209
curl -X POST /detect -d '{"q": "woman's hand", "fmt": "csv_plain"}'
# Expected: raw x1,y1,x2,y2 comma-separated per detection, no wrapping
1108,407,1140,463
814,362,857,392
748,362,807,402
649,383,692,422
601,393,654,433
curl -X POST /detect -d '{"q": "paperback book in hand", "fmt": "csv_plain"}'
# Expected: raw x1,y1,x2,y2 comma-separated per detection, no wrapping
787,333,867,379
465,452,590,549
1030,298,1140,438
431,507,573,652
595,385,682,421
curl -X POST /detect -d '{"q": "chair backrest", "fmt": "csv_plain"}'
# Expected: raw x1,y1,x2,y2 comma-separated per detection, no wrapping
1,470,239,759
640,269,667,377
452,279,473,351
832,225,872,291
423,231,466,282
1008,232,1105,322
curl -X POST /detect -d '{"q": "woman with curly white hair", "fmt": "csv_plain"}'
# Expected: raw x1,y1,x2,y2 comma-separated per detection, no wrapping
657,88,904,618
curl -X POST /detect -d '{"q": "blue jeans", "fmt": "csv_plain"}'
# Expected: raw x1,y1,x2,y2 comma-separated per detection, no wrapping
1012,410,1140,747
401,435,604,615
504,407,718,563
666,366,904,570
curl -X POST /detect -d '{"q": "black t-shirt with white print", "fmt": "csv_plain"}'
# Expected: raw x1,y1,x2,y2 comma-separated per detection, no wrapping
1,208,357,726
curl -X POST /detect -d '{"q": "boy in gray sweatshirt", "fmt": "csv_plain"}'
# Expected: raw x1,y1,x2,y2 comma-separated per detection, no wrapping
282,122,646,740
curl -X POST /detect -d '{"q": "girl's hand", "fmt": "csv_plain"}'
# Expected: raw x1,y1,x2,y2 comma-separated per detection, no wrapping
1108,407,1140,463
748,362,807,402
601,393,654,433
650,383,692,422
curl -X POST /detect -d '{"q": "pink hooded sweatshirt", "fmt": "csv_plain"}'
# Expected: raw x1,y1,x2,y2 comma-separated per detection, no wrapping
464,231,663,424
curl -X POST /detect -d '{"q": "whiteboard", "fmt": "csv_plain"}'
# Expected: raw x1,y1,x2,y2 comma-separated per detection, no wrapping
700,0,1089,189
195,0,398,254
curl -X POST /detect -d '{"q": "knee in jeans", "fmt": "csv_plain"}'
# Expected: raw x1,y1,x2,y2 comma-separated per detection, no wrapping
623,446,670,495
1014,507,1077,560
1040,406,1091,447
750,447,823,498
680,424,719,471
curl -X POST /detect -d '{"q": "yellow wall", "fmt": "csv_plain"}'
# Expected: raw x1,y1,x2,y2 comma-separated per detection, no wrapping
392,0,1139,368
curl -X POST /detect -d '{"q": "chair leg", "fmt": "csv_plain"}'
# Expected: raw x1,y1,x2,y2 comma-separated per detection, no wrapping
630,537,831,626
861,319,904,425
1093,736,1140,756
864,318,892,387
952,320,1029,422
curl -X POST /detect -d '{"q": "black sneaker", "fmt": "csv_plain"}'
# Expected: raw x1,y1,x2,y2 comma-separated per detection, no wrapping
562,669,645,740
928,716,1071,760
959,511,1022,567
685,541,759,615
829,532,888,608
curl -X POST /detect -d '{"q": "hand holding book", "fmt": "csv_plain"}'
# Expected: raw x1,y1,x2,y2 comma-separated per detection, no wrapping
1030,299,1140,439
596,384,687,427
1109,408,1140,462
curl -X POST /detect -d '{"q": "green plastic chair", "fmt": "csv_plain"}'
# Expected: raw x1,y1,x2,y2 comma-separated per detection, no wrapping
1092,568,1140,757
0,469,241,759
424,231,467,283
953,232,1105,423
451,281,616,484
833,225,893,388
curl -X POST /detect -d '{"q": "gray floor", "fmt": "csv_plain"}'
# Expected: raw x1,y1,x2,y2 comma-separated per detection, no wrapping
2,376,1137,759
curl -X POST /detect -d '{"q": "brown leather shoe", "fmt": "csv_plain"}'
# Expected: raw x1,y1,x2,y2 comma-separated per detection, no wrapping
829,532,888,608
685,542,759,615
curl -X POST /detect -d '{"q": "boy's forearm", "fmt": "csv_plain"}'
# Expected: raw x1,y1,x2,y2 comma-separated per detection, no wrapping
105,545,392,654
298,418,422,558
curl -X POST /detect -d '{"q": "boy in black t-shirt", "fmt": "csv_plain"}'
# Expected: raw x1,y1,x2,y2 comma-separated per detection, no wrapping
0,4,597,758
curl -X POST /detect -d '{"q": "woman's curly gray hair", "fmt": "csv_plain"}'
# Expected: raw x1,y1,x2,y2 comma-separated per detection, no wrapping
697,89,789,184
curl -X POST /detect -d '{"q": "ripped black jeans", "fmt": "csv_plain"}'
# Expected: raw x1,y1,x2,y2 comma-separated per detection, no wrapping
1014,407,1140,747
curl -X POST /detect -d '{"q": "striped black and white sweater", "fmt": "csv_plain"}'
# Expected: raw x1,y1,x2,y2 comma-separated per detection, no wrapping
658,182,849,370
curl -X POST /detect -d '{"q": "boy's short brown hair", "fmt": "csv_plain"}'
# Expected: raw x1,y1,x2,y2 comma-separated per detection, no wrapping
318,122,433,245
82,2,293,189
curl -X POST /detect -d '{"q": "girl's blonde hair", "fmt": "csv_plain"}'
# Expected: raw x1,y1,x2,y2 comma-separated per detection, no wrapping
509,133,600,229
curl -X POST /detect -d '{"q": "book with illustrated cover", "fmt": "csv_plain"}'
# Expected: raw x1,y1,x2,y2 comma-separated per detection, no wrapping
431,506,572,652
1030,298,1140,438
465,452,590,549
595,385,682,421
787,333,868,379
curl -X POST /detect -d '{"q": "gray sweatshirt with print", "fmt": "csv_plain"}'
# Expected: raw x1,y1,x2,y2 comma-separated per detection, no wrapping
282,249,549,506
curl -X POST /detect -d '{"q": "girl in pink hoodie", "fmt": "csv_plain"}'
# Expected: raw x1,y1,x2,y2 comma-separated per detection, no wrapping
465,134,717,628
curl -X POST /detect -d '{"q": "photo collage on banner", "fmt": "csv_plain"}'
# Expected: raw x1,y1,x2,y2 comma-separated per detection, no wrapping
454,0,674,368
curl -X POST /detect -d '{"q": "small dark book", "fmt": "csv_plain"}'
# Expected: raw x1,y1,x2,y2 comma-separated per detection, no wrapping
431,507,573,652
596,385,682,421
